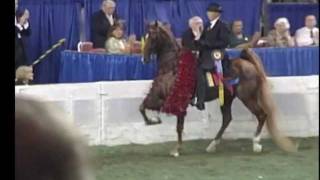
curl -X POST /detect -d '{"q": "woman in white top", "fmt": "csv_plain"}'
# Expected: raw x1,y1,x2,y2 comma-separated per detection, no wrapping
105,22,135,54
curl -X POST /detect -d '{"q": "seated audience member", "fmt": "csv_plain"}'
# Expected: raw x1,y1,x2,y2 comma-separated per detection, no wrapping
15,96,94,180
228,20,261,48
295,15,319,46
105,22,136,54
267,17,295,47
181,16,204,51
229,20,249,48
91,0,118,48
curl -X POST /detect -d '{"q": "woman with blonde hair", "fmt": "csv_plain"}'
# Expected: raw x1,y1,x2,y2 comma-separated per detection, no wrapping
267,17,295,47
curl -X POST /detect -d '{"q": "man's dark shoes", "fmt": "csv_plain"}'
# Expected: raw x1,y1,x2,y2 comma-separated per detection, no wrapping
195,102,205,110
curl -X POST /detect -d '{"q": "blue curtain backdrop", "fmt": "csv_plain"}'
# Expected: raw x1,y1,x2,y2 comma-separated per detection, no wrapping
19,0,81,84
24,0,320,84
18,0,319,84
267,3,319,35
83,0,263,40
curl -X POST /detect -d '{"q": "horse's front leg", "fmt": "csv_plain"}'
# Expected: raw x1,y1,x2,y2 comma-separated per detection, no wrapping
139,104,162,125
170,115,185,157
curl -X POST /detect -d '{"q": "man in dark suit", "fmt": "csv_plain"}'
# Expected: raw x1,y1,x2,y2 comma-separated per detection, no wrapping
15,4,31,71
91,0,118,48
15,0,33,84
192,3,231,110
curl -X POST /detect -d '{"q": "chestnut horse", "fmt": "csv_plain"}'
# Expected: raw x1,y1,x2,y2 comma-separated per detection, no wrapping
140,22,296,157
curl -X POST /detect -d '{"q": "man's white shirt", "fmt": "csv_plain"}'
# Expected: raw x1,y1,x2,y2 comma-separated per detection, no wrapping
106,14,114,26
295,26,319,47
209,17,219,29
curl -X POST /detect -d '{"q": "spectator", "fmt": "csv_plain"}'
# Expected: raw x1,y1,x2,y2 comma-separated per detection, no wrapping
15,0,31,73
15,0,33,85
15,96,94,180
295,15,319,47
229,20,261,48
229,20,250,48
105,22,136,54
181,16,204,51
91,0,118,48
267,17,295,47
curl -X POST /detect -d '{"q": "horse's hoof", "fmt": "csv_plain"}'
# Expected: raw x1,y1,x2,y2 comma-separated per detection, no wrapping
253,143,263,153
156,119,162,124
206,140,219,153
206,145,216,153
150,117,162,124
145,118,162,126
144,121,153,126
170,151,180,157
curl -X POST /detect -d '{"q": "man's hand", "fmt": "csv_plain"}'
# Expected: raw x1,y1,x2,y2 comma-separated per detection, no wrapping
193,27,202,41
16,66,33,81
24,9,30,19
128,34,136,44
19,9,30,26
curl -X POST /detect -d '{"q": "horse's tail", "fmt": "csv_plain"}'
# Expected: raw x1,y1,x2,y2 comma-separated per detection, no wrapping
241,48,297,153
240,48,267,81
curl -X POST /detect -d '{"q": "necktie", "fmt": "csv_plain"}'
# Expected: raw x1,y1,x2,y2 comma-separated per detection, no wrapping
310,29,315,45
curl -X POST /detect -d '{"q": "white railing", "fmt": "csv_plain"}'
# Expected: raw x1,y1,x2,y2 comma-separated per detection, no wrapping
15,76,319,146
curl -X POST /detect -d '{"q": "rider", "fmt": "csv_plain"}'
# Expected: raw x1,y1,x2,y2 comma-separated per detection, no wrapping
192,3,231,110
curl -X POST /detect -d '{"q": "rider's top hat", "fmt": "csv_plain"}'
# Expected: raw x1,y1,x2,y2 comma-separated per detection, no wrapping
207,3,223,13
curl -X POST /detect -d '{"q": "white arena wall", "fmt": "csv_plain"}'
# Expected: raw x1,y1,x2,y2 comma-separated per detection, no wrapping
15,76,319,146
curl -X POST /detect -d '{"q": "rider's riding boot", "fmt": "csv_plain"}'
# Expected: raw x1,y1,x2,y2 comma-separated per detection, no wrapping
195,71,206,111
222,55,232,78
196,101,205,110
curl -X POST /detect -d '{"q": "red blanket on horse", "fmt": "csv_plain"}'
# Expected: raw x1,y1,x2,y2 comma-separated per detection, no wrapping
161,50,197,116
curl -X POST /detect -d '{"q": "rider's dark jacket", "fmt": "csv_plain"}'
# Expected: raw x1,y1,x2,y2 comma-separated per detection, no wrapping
194,18,230,70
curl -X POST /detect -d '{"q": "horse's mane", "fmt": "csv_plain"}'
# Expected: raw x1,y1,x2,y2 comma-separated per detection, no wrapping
151,22,180,52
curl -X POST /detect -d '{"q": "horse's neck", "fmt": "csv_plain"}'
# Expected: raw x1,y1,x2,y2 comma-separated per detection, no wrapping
157,43,179,74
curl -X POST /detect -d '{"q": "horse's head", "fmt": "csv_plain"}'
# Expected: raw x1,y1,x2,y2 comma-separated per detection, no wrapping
142,21,173,63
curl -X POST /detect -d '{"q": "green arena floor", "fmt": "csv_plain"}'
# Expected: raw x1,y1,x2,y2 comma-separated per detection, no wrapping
90,137,318,180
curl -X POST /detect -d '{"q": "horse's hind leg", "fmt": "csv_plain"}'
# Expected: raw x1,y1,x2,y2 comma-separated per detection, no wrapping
206,97,234,153
241,97,267,153
170,115,185,157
